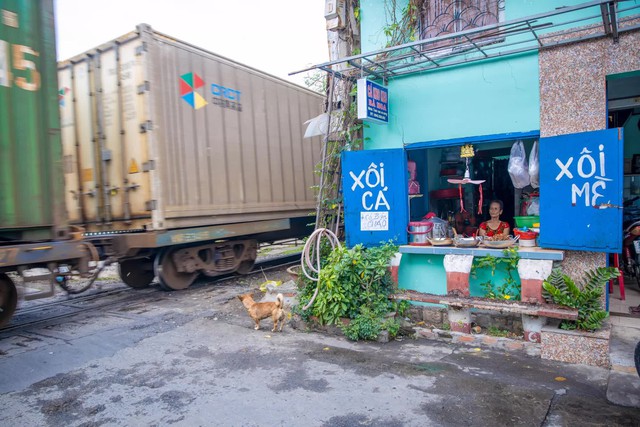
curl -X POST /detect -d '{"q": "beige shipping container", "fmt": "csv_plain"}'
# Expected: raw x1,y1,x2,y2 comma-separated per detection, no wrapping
58,24,323,233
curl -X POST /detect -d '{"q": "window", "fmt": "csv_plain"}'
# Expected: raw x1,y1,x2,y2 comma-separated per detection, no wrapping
419,0,505,52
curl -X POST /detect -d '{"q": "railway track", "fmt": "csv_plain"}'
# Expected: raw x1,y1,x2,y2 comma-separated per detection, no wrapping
0,254,301,337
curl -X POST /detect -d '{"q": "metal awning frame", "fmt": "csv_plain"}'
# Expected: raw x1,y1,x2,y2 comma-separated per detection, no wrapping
291,0,640,82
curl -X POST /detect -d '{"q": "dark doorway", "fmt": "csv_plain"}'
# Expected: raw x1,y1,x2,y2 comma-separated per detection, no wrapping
473,147,516,230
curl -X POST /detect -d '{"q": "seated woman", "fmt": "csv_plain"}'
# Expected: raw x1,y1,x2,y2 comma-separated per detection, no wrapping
478,200,510,238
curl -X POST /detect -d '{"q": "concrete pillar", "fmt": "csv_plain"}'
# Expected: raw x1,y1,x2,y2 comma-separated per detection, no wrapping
522,314,546,343
517,259,553,304
448,308,472,334
388,252,402,288
443,254,474,297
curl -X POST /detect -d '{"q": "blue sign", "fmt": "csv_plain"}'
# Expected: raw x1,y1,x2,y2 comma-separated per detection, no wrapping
539,128,623,252
357,78,388,124
342,149,408,247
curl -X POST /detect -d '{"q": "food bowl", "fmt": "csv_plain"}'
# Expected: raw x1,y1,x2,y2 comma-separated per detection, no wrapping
453,236,483,248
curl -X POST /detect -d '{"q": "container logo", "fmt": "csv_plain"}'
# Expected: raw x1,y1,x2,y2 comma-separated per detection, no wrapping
179,72,243,112
179,72,208,110
58,87,70,106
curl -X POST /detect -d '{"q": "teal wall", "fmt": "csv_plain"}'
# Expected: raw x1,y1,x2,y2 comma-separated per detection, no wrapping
398,253,521,298
398,254,447,294
365,56,539,148
469,264,521,298
359,0,593,149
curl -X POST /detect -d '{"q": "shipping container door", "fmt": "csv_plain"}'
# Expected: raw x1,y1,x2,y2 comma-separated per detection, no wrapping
61,60,100,225
342,149,408,247
539,128,623,252
121,38,152,220
58,65,82,224
97,41,152,225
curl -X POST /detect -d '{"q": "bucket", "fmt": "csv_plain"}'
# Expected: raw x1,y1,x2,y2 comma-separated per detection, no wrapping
407,221,434,246
514,228,538,247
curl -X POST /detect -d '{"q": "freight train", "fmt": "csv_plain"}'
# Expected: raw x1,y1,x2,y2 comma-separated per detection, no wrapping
0,0,323,327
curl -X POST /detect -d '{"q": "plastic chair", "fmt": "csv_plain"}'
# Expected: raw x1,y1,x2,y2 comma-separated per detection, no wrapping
609,253,625,301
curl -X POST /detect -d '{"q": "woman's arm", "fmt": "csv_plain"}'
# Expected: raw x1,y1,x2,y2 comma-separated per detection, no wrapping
478,222,487,237
501,222,510,237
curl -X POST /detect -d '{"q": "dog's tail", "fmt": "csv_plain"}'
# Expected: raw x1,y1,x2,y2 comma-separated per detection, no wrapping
276,293,284,308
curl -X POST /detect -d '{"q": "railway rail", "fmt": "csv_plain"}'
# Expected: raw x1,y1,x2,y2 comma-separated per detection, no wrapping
0,254,300,337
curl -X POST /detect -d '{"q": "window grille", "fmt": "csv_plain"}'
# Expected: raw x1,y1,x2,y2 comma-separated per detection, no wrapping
420,0,505,51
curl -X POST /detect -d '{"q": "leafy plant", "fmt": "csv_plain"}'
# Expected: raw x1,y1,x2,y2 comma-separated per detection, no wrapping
296,242,402,341
341,307,383,341
542,267,620,331
486,327,510,337
472,248,521,300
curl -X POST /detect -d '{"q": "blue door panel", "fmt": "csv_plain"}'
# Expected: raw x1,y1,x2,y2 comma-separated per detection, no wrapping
342,149,408,247
539,128,623,252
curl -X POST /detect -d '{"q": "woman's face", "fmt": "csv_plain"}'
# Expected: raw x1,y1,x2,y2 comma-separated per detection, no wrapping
489,203,502,218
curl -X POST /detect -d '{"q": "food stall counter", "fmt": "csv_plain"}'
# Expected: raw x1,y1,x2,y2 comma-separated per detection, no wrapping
398,245,564,261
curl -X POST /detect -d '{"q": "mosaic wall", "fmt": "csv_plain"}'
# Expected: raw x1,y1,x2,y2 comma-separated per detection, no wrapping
539,25,640,138
539,26,640,301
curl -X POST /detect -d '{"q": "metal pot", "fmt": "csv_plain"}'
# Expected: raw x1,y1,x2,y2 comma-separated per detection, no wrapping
407,221,434,246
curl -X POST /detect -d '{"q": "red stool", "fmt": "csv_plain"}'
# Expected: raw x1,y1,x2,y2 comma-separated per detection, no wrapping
609,253,625,301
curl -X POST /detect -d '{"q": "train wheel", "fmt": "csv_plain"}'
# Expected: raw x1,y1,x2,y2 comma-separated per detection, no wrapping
118,258,155,289
0,273,18,328
236,258,256,275
154,248,197,291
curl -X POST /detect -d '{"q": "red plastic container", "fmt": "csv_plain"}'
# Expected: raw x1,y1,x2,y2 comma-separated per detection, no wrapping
430,188,459,199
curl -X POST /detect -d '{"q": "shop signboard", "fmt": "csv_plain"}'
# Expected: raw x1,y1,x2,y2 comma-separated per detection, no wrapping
357,78,388,124
539,128,623,252
342,149,408,247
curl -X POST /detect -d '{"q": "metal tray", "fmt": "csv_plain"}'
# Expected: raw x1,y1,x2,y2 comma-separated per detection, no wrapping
428,238,454,246
481,236,519,248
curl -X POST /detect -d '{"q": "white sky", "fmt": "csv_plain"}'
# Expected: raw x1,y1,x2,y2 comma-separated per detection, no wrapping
54,0,329,86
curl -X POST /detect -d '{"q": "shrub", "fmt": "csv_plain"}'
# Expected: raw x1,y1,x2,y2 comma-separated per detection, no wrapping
296,241,403,340
542,267,619,331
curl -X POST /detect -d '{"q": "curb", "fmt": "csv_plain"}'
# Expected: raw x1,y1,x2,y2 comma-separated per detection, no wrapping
415,326,541,357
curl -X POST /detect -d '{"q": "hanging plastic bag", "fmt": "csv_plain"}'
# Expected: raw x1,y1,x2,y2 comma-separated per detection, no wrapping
508,140,530,189
526,197,540,215
529,140,539,188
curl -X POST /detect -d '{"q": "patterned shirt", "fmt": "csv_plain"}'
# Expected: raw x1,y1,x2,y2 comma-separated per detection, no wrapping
479,221,510,237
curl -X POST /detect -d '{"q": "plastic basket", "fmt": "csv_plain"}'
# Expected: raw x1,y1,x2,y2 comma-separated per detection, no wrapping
513,216,539,228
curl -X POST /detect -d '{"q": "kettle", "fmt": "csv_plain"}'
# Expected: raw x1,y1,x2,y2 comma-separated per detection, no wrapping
428,216,451,239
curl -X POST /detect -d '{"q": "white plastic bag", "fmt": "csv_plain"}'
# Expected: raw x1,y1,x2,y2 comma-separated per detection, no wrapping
529,140,539,188
508,140,530,189
526,198,540,215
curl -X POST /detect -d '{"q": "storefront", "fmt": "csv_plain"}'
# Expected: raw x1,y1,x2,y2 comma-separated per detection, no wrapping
292,0,640,364
335,2,640,296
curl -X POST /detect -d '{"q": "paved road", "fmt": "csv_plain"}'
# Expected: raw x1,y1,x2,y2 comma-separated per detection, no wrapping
1,269,639,426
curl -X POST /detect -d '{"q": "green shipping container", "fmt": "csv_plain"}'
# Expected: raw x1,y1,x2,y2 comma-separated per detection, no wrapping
0,0,67,241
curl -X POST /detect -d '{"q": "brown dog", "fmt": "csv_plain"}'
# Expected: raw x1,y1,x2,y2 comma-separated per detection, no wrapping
237,293,285,332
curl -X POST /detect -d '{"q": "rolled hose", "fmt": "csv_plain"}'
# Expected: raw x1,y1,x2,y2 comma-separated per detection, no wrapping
300,228,341,310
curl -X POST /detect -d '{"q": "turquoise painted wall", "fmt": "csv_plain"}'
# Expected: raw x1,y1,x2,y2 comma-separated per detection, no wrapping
469,263,521,298
398,253,447,295
365,57,539,148
359,0,593,149
398,253,521,298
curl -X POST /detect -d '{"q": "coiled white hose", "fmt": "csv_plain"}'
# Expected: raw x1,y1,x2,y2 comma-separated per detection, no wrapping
300,228,341,310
